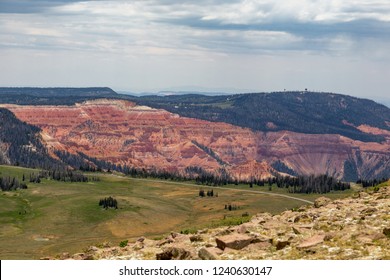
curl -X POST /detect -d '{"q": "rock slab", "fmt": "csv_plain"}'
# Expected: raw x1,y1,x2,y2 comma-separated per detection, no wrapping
216,234,254,250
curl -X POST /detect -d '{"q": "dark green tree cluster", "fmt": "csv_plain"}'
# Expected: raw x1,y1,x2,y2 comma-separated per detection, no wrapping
271,160,298,176
99,197,118,209
186,166,231,186
274,174,350,193
29,173,41,183
245,174,350,194
191,140,226,165
224,204,240,211
54,151,100,172
0,176,27,191
198,189,214,197
34,169,98,182
357,178,388,188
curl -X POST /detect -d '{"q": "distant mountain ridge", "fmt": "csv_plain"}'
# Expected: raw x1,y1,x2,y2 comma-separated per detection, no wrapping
1,87,388,142
0,88,389,180
0,87,119,105
132,91,390,143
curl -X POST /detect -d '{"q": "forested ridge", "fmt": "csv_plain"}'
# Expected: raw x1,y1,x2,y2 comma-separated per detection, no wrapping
0,87,119,105
0,108,62,169
1,88,389,143
133,91,390,142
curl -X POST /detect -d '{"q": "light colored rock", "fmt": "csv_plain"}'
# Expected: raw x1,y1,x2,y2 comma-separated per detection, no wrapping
198,247,223,260
236,225,249,234
157,236,174,247
216,234,254,250
314,197,332,208
244,242,272,251
251,233,272,243
359,192,370,199
297,234,326,249
361,207,376,216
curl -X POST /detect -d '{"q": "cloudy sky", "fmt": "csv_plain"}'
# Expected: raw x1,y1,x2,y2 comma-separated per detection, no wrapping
0,0,389,102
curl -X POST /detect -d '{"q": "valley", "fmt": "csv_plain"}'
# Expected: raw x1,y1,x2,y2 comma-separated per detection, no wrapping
0,165,351,259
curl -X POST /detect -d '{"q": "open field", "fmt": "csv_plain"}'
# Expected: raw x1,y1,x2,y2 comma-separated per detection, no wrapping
0,165,353,259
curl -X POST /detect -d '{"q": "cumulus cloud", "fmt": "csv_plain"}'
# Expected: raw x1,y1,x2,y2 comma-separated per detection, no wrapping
0,0,389,100
1,0,389,55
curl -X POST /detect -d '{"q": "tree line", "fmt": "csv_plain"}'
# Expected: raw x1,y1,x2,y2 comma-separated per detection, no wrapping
0,176,27,191
271,174,350,194
357,177,389,188
29,169,99,183
50,151,354,194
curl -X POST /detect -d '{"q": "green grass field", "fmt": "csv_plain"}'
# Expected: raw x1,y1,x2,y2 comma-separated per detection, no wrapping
0,165,353,259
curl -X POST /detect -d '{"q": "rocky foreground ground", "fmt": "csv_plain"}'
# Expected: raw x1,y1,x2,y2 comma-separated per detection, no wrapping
56,185,390,260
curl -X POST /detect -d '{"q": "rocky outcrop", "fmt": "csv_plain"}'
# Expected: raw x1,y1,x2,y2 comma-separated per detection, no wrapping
56,185,390,260
2,99,389,180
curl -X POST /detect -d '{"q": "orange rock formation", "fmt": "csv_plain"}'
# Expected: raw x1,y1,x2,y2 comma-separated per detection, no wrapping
2,99,389,180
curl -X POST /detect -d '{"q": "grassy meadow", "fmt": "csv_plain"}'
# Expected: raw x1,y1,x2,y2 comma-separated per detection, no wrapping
0,165,353,259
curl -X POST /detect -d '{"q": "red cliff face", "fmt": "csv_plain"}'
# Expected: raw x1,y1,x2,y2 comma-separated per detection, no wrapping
2,99,389,180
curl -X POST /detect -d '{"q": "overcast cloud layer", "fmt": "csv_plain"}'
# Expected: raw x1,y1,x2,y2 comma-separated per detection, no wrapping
0,0,389,102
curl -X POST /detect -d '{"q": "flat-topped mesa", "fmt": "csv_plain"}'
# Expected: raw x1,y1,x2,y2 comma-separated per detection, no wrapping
77,99,158,112
77,98,136,107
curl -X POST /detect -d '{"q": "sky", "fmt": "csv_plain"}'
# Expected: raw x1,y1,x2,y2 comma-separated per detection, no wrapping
0,0,389,103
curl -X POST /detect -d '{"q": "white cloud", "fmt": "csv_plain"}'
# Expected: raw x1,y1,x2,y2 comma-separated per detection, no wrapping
0,0,389,99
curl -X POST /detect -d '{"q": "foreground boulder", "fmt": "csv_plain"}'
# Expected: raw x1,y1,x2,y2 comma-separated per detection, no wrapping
297,234,326,249
216,234,254,250
314,197,332,208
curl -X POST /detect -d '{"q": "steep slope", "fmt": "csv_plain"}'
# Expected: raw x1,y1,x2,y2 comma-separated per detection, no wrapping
2,99,389,180
0,100,273,179
0,108,60,168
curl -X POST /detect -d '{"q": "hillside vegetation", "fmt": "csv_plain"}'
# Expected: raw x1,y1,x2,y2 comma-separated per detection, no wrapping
1,88,389,142
0,87,119,105
133,92,390,142
0,165,353,259
0,108,60,169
